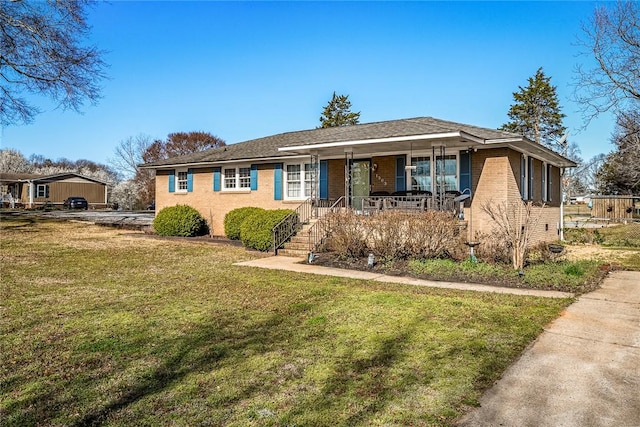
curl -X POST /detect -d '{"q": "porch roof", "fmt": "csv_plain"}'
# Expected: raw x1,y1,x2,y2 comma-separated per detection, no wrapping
141,116,576,169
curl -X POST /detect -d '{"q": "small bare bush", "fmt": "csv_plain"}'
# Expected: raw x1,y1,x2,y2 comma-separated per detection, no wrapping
473,232,511,264
406,211,465,259
481,200,546,270
324,211,368,259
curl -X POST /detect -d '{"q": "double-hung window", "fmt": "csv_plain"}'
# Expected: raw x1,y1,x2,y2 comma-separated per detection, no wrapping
285,162,315,199
223,166,251,190
177,170,188,191
36,184,49,198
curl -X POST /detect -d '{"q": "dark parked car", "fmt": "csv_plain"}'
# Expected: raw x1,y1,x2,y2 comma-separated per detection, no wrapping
63,197,89,210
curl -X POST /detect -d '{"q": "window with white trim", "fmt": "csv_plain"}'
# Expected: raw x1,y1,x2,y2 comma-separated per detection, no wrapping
435,155,457,192
222,166,251,190
285,162,315,199
410,157,431,192
36,184,49,198
177,169,188,192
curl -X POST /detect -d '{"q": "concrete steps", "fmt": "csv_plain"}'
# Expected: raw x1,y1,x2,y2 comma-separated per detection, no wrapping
277,219,318,258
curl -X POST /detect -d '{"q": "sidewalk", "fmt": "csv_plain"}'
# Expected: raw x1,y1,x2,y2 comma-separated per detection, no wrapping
457,270,640,427
234,255,574,298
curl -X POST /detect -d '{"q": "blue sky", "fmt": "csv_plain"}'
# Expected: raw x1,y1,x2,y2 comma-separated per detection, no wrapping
2,1,615,166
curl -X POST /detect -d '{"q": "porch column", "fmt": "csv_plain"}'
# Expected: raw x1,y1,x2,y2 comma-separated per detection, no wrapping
28,180,34,208
344,149,353,208
310,152,319,218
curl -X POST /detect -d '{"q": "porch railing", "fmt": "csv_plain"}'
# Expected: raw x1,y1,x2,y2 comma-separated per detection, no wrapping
272,198,313,254
307,196,346,253
352,194,461,215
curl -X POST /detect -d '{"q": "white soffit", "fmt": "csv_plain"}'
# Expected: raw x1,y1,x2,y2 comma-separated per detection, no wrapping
278,131,485,152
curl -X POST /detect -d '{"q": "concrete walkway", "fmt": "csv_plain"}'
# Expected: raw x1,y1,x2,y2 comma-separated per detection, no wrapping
234,256,574,298
457,270,640,427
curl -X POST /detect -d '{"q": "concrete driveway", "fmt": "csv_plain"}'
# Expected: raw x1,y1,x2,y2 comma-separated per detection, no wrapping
457,270,640,427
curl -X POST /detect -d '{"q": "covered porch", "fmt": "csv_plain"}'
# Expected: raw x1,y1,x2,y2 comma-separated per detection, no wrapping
279,131,478,219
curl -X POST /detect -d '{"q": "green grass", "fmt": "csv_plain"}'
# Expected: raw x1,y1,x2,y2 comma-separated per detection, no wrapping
564,223,640,247
407,258,604,294
0,217,572,426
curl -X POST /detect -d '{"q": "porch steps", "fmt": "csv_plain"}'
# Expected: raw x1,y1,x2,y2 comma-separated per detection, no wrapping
276,219,317,258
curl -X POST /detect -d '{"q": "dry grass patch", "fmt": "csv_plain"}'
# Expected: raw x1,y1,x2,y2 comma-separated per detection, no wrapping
1,216,571,426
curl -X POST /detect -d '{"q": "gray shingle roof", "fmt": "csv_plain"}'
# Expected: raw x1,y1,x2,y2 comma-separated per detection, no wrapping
142,116,520,168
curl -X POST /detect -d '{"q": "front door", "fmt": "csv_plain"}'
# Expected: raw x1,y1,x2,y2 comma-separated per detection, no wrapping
351,160,370,211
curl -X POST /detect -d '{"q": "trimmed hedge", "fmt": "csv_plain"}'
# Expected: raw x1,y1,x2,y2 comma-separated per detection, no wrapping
153,205,208,237
240,209,295,251
224,207,266,240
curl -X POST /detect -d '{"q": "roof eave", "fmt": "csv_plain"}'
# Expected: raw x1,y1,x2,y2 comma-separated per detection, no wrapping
139,154,309,170
278,131,485,153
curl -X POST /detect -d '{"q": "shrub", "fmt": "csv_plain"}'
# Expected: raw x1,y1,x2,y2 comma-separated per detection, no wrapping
153,205,208,237
240,209,295,251
324,211,369,259
224,207,265,240
324,210,465,261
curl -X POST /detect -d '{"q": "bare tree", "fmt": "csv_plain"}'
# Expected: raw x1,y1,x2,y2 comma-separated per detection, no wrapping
481,200,546,270
109,134,153,179
574,1,640,122
0,0,106,125
0,148,30,173
596,111,640,194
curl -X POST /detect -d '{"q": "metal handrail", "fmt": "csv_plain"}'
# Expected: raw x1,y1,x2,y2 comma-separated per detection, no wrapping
307,196,345,253
272,198,313,254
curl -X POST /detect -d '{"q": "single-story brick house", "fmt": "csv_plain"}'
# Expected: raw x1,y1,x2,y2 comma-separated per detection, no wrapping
0,172,108,208
142,116,575,248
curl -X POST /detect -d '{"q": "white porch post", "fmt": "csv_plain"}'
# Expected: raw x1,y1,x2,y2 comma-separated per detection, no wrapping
28,180,34,208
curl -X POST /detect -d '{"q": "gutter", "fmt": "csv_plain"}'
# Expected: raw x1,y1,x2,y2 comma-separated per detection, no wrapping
139,154,308,170
278,131,485,152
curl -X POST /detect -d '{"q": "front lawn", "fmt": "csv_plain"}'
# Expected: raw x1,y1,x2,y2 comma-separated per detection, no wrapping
1,217,571,426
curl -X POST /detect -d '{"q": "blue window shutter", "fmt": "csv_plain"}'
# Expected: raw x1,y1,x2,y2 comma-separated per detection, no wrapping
168,170,175,193
250,164,258,191
274,163,283,200
395,156,406,192
459,150,471,194
319,160,328,199
213,167,221,192
45,185,50,199
187,169,194,192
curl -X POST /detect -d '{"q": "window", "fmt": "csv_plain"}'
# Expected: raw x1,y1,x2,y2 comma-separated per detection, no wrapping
520,155,527,199
435,155,457,192
286,164,301,197
177,170,188,191
36,184,49,198
285,162,315,199
542,162,548,201
528,157,534,200
547,164,553,202
410,157,431,192
223,166,251,190
224,168,237,189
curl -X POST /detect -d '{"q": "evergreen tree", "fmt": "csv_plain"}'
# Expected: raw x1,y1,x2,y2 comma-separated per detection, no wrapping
318,92,360,128
500,68,567,151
